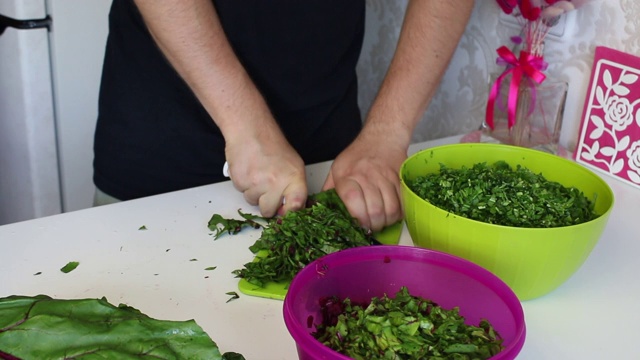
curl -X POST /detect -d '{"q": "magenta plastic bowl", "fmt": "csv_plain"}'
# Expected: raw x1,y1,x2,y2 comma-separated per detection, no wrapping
283,245,526,360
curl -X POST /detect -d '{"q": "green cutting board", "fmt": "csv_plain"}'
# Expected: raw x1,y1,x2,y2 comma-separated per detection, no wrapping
237,221,403,300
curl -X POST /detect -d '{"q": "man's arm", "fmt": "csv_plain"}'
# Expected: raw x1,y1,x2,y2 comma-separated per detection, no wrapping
324,0,475,231
133,0,307,216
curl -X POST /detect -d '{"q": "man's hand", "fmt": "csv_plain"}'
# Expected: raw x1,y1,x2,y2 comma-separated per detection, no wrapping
133,0,308,216
323,0,473,231
322,133,406,232
225,127,307,218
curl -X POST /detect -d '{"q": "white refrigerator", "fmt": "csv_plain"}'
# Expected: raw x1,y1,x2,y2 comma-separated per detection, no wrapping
0,0,111,225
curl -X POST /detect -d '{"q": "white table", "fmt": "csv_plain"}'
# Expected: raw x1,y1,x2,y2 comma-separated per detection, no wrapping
1,136,639,359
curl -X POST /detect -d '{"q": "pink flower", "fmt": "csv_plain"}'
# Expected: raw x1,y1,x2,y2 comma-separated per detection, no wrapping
497,0,518,14
520,0,542,21
494,0,589,57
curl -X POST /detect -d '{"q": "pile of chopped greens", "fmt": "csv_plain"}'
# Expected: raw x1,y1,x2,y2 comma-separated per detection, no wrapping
0,295,244,360
208,189,375,287
313,287,504,360
408,161,598,228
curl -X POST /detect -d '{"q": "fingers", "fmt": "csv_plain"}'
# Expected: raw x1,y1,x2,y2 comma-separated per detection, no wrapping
280,181,307,214
330,162,403,231
257,191,284,218
336,180,371,230
238,169,307,218
321,171,335,192
337,177,401,232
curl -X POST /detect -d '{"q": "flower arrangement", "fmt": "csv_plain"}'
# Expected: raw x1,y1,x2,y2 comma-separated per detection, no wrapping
484,0,589,153
496,0,587,57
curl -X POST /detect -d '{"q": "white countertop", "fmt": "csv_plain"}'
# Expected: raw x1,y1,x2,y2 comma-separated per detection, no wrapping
1,136,639,359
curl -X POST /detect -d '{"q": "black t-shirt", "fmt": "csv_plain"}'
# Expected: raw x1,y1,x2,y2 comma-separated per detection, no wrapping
93,0,365,201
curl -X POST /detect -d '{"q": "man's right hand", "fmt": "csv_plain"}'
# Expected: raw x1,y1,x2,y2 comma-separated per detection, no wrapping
225,127,308,218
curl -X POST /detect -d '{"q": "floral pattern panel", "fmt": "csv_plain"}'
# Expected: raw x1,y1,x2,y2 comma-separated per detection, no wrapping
575,46,640,188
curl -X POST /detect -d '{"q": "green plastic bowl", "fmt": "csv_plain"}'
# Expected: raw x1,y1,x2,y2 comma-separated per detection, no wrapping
400,143,614,300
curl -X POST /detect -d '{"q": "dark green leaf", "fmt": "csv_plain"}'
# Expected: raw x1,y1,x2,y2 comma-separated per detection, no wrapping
207,211,265,239
138,225,147,230
60,261,79,274
222,352,246,360
0,295,242,359
205,266,217,271
225,292,240,303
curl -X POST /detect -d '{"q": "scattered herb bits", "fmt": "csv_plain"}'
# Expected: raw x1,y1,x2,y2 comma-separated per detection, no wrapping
313,287,504,360
409,161,598,228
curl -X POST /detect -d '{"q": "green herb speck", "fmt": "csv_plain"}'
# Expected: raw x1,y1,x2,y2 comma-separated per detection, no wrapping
226,291,239,303
60,261,79,274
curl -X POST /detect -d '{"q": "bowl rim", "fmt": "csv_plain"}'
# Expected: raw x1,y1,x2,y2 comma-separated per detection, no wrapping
283,245,527,360
400,143,615,230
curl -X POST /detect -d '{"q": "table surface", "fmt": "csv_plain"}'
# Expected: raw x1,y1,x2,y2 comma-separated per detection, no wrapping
1,136,639,359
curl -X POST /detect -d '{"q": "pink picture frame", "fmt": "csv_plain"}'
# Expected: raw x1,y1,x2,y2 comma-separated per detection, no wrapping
575,46,640,190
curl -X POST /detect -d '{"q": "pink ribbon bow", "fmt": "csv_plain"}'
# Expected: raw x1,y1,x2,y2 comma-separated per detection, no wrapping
485,46,547,130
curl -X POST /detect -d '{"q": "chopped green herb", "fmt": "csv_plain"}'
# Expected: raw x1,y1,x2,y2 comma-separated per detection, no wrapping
33,272,42,276
225,291,240,303
190,258,198,262
215,190,375,287
208,211,264,240
409,161,598,228
205,266,217,271
60,261,79,274
314,287,503,359
138,225,147,230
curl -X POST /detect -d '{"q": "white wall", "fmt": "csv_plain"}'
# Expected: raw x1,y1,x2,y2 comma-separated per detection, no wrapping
357,0,637,152
0,0,61,225
47,0,111,212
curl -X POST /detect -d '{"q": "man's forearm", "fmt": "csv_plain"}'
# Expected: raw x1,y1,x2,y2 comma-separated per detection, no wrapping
133,0,280,142
363,0,474,148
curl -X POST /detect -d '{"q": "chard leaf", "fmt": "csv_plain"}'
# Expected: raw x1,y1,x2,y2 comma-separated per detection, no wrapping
0,295,244,359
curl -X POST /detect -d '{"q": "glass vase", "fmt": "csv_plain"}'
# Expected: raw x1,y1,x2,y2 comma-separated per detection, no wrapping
483,72,568,154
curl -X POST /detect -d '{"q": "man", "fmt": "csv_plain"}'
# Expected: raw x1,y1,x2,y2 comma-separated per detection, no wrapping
94,0,474,231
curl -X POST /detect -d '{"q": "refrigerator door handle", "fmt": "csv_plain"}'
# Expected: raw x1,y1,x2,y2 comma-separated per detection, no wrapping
0,14,52,36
